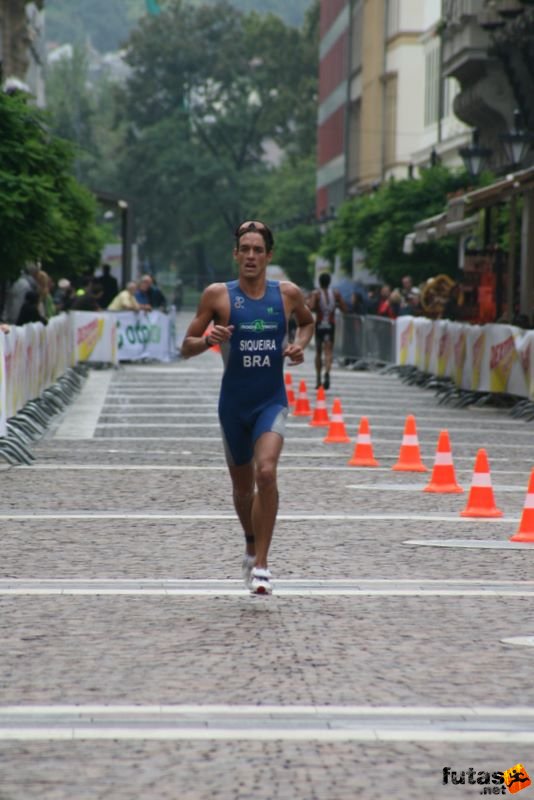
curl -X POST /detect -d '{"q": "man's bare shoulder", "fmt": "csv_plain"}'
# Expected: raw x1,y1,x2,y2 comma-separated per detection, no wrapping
280,280,305,299
203,282,227,298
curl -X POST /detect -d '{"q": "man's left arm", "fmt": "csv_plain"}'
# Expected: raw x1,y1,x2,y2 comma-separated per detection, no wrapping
283,283,314,365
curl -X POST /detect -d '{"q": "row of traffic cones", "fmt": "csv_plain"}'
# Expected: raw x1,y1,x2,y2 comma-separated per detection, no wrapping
285,374,534,542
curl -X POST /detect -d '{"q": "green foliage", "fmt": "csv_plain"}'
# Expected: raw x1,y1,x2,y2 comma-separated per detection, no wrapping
253,154,318,286
45,0,313,52
0,91,104,281
113,0,318,277
321,167,474,287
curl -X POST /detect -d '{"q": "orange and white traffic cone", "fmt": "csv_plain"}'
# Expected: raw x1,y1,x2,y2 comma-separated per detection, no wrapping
324,398,351,443
460,448,502,518
423,430,463,493
509,468,534,542
203,324,221,352
285,373,295,408
293,379,312,417
348,416,379,467
392,415,428,472
309,386,330,427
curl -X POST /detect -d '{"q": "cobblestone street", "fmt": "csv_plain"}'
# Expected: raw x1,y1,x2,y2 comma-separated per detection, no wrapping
1,346,534,799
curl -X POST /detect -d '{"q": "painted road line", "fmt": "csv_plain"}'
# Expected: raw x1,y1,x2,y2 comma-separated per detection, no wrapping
0,512,517,522
0,705,533,742
1,578,534,597
13,466,533,479
346,482,525,493
501,636,534,647
80,435,534,452
405,539,534,550
54,371,113,439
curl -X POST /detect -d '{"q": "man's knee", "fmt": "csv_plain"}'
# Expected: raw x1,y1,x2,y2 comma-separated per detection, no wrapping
233,488,254,505
255,461,277,491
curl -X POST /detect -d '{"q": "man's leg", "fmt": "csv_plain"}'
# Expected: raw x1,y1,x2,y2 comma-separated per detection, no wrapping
228,462,255,556
251,431,284,569
315,339,323,388
323,339,333,389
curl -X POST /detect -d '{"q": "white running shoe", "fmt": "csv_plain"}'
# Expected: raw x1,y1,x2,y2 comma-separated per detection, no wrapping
241,555,255,589
249,567,272,595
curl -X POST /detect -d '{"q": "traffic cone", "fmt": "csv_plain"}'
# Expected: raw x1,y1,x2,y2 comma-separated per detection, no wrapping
348,416,379,467
309,386,330,427
285,373,295,408
460,449,502,518
423,430,463,493
392,415,428,472
509,468,534,542
323,398,351,443
293,380,311,417
203,324,220,353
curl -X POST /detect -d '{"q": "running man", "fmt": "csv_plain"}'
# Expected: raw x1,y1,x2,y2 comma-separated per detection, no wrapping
307,272,347,390
181,221,314,595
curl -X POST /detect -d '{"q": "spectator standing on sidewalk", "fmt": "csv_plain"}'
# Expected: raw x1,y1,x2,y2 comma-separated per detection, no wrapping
181,220,314,596
307,272,347,390
98,264,119,309
108,281,147,311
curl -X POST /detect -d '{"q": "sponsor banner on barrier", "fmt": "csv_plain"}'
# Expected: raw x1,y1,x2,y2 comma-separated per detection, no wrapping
113,309,176,362
394,317,534,400
71,310,175,363
0,334,6,437
72,312,118,365
396,318,415,366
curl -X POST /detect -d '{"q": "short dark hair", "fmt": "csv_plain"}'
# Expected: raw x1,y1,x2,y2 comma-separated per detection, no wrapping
235,220,274,253
319,272,331,289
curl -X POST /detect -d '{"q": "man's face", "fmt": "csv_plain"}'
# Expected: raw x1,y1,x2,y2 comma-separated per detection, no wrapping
234,232,272,278
139,278,151,292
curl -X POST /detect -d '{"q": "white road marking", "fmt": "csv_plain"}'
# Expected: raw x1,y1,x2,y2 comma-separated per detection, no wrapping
0,578,533,597
54,371,113,438
405,538,534,550
501,636,534,647
0,512,517,522
346,482,524,493
0,705,532,742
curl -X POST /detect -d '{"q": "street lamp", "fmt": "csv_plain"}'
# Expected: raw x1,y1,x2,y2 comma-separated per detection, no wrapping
459,128,492,178
499,109,534,169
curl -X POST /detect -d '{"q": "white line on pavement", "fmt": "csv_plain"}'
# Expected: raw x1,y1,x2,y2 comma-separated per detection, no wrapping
0,512,517,522
0,705,533,742
346,482,525,493
54,371,113,439
0,578,533,596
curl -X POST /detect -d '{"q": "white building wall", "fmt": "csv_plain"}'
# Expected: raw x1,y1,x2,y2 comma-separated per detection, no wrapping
385,40,425,173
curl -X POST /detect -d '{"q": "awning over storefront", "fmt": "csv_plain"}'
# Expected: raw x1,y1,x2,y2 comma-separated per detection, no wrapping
404,212,478,252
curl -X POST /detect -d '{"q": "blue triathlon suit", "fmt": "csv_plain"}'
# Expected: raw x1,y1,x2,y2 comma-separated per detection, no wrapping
218,279,288,466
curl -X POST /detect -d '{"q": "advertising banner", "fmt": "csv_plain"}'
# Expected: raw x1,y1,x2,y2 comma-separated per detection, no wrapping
72,312,118,365
395,318,415,365
113,309,176,362
0,334,6,438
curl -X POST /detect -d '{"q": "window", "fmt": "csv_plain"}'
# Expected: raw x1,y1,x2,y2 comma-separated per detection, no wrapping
424,43,440,126
386,0,400,38
351,0,363,73
384,74,398,167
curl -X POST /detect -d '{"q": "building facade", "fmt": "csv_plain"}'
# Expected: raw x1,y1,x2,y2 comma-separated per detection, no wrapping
317,0,470,216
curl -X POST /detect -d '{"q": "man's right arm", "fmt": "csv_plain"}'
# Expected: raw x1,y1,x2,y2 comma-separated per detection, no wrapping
181,284,233,358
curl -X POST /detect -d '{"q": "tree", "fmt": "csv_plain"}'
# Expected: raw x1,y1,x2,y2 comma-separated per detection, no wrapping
44,0,313,53
320,166,476,287
0,90,104,283
116,0,318,277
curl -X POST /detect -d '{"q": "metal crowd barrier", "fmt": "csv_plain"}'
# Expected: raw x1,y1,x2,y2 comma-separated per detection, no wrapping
334,313,395,365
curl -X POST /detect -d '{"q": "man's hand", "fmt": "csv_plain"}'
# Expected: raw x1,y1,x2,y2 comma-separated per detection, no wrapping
208,324,234,345
283,343,305,365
